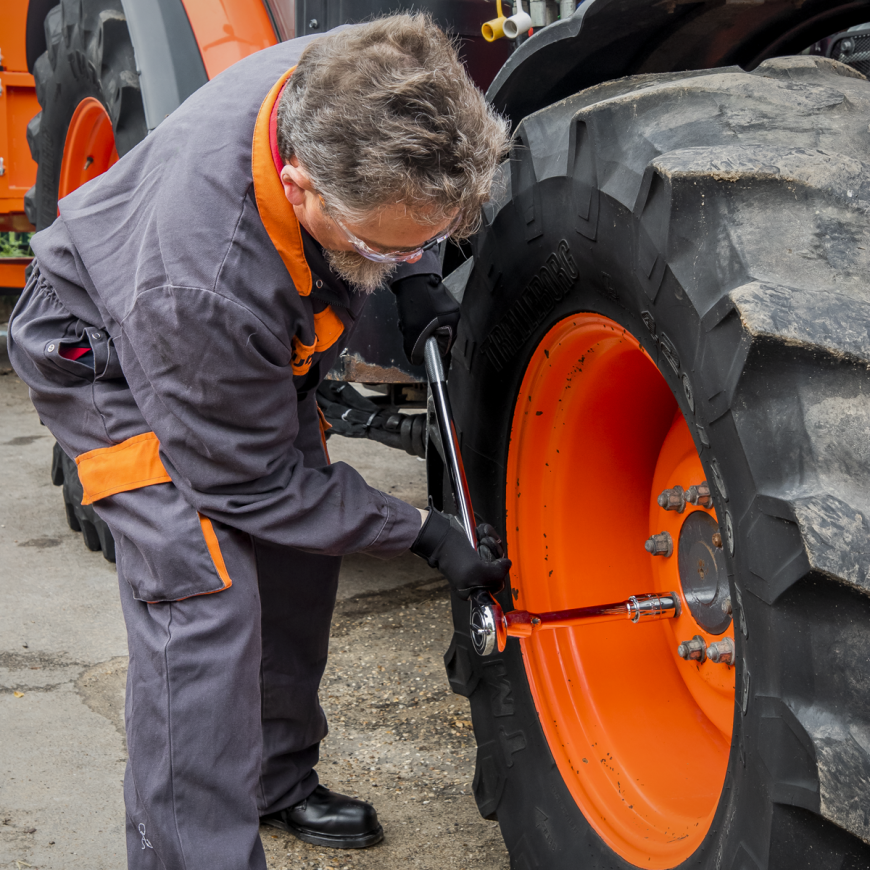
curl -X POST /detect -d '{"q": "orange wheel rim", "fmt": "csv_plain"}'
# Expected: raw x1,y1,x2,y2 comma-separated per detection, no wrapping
58,98,118,200
506,313,734,868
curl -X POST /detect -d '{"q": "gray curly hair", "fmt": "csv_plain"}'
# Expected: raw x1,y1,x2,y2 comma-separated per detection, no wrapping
276,14,510,240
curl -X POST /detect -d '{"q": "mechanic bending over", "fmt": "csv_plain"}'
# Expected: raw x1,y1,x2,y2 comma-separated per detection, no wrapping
8,16,510,870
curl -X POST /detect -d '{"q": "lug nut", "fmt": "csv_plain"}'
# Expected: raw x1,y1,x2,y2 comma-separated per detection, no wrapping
657,485,686,513
644,531,673,557
721,596,732,616
707,637,735,665
712,532,723,549
686,481,713,508
677,635,707,663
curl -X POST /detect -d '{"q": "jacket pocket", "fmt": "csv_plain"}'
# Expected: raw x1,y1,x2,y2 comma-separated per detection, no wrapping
77,432,234,602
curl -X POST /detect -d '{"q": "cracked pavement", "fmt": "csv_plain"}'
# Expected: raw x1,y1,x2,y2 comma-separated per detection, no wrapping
0,320,508,870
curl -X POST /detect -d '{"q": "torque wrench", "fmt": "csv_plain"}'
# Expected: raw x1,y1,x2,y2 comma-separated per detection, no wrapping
471,592,681,656
423,337,681,658
423,336,505,656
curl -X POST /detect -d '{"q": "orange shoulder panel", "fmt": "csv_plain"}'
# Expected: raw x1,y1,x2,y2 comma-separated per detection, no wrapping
251,67,312,297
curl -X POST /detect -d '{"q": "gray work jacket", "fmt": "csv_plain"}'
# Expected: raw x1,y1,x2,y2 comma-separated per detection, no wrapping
14,32,432,600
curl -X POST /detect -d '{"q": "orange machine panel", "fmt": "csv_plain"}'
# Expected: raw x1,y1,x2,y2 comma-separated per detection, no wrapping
0,2,38,233
181,0,279,80
0,258,31,291
0,70,39,232
0,3,30,74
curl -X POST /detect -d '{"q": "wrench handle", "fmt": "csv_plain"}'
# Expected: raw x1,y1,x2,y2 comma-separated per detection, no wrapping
424,337,477,549
424,337,504,656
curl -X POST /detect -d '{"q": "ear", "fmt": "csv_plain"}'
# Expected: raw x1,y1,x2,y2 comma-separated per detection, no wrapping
280,159,312,207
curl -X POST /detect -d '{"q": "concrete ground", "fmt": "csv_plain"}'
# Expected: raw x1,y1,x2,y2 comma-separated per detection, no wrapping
0,319,509,870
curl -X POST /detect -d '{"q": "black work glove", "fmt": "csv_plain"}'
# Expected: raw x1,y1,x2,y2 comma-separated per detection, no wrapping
476,523,506,563
411,507,510,601
389,273,461,365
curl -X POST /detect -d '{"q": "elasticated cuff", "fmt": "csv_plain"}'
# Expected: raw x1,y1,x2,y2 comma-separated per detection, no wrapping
410,506,451,566
363,490,426,559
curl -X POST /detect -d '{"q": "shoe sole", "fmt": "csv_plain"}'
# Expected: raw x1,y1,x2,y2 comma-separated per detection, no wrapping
261,816,384,849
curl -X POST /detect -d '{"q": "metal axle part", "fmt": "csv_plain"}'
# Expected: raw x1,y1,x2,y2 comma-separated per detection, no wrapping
686,481,713,508
645,531,674,557
677,635,707,663
707,637,735,665
657,485,687,513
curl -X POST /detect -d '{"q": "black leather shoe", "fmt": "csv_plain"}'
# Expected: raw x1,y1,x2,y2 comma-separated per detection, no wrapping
261,785,384,849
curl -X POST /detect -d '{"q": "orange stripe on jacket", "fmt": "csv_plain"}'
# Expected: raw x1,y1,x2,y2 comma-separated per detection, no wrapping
254,69,348,376
251,67,312,296
76,432,172,505
197,514,233,591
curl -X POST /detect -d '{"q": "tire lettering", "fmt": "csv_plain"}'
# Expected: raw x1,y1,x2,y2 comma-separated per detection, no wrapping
535,808,558,852
546,253,572,298
484,661,515,717
558,240,579,279
481,240,580,371
658,332,680,374
499,726,527,767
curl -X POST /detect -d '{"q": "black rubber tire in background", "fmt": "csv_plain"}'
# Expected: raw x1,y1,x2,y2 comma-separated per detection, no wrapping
445,57,870,869
25,0,146,230
51,442,116,562
26,0,146,559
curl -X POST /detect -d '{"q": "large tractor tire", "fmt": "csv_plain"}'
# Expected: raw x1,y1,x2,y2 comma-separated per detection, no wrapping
26,0,145,230
25,0,146,561
445,56,870,869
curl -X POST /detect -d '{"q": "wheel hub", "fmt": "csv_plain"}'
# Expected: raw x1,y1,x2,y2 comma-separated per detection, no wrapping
678,511,731,634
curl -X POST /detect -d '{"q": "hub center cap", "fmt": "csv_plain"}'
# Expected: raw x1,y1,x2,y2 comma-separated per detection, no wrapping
678,511,731,634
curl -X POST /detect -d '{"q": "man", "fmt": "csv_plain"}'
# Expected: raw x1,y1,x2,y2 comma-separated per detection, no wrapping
8,15,510,870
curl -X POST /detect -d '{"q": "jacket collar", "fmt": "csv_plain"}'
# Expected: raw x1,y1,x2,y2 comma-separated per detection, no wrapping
251,67,313,297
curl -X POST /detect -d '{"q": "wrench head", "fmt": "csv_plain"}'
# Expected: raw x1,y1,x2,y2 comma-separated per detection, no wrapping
470,598,505,656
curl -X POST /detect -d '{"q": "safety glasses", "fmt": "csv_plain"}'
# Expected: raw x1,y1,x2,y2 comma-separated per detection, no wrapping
322,198,462,264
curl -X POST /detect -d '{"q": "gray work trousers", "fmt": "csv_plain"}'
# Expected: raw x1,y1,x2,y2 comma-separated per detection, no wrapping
121,539,340,870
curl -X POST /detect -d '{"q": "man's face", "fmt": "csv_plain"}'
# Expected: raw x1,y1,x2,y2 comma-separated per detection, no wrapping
279,159,456,292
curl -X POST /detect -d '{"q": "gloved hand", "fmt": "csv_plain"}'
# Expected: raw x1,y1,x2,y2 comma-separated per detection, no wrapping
475,523,505,563
411,507,510,601
389,273,461,365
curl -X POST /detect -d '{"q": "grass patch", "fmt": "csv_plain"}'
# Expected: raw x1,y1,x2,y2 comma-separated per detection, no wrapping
0,232,34,258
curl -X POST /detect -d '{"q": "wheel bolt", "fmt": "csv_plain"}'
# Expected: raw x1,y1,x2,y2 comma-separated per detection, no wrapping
712,532,723,549
677,635,707,663
707,637,735,665
686,481,713,508
721,596,732,616
644,531,673,557
657,485,686,513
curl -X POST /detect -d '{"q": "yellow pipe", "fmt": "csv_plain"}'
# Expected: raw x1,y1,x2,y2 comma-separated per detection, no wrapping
482,0,506,42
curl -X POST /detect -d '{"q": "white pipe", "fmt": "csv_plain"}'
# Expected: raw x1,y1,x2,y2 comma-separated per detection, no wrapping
503,0,533,39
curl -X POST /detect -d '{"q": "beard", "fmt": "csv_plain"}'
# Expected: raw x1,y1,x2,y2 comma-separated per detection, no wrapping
324,248,397,294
